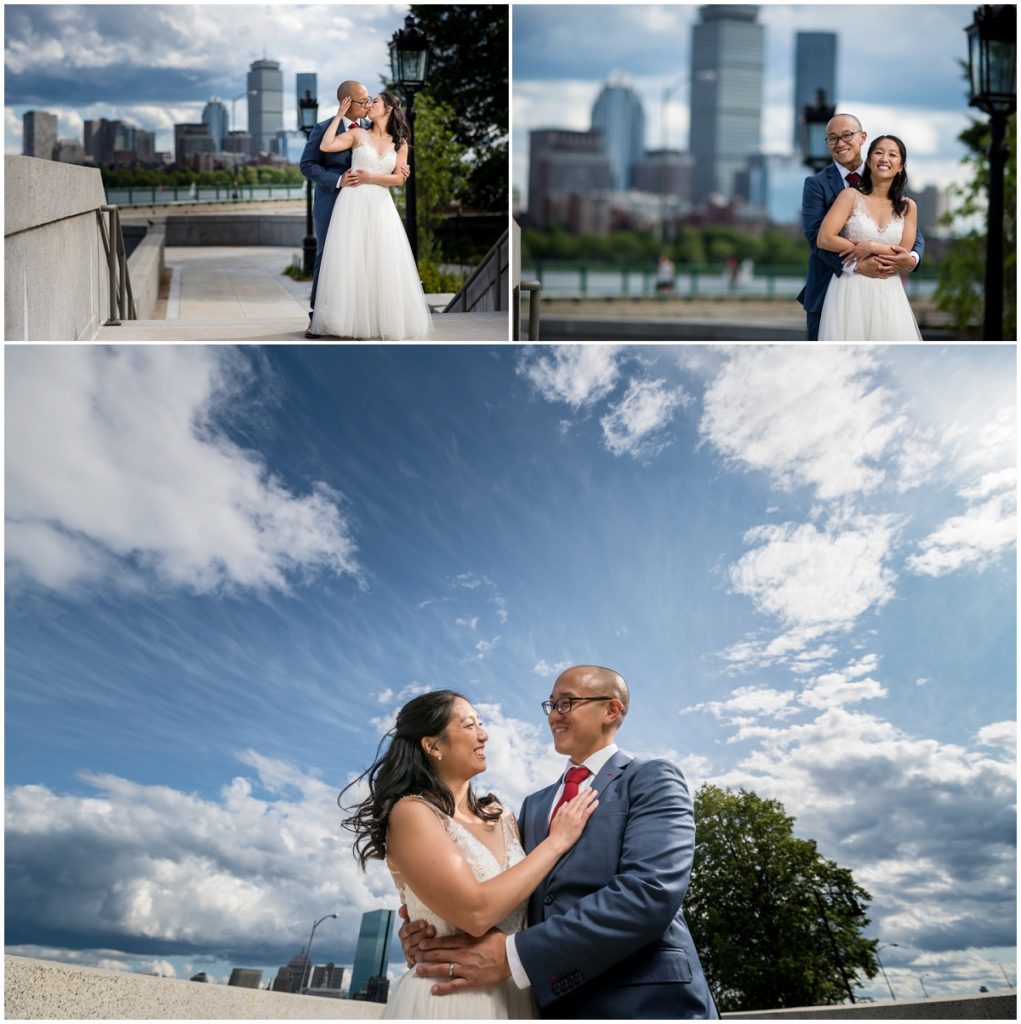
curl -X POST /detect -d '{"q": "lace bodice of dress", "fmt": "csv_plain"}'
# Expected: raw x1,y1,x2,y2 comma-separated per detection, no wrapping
387,798,527,937
842,192,905,246
352,139,397,175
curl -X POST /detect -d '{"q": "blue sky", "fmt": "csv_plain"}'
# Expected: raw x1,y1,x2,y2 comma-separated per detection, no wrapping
512,3,981,206
5,343,1016,998
4,3,420,154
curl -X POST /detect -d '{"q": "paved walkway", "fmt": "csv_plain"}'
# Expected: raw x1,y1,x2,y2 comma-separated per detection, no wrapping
95,247,508,341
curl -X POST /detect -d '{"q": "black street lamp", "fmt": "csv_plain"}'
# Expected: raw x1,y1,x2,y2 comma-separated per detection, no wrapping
800,87,836,173
298,88,320,277
966,4,1017,340
389,13,430,262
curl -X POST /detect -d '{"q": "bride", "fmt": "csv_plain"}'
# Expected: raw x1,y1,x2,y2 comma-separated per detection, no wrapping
310,91,433,340
816,134,922,341
340,690,597,1019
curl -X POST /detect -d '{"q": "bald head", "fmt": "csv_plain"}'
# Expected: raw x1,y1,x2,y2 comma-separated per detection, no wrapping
337,79,368,103
556,664,630,719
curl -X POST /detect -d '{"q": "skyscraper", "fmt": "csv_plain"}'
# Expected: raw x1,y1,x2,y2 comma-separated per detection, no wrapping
202,97,229,150
688,5,764,204
23,111,58,159
590,72,646,190
348,909,395,999
527,129,613,228
793,32,837,150
248,58,284,154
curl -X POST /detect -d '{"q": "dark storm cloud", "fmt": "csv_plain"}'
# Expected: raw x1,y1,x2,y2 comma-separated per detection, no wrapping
5,66,229,108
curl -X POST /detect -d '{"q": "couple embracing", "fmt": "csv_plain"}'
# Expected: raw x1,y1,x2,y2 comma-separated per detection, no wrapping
799,112,924,341
300,79,432,340
340,665,718,1020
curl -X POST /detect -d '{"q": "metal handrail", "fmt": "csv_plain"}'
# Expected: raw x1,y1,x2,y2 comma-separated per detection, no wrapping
97,205,137,325
520,280,541,340
443,228,509,313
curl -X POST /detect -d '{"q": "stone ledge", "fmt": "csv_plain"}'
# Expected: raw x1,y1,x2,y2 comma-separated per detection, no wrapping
4,955,385,1019
725,990,1017,1020
4,156,107,238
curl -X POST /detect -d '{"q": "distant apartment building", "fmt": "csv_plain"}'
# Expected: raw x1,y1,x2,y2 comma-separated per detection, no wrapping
527,129,614,228
914,183,950,238
630,149,695,203
174,123,215,166
248,58,284,154
53,139,86,164
348,909,395,1000
227,967,262,989
689,5,765,204
224,130,252,158
23,111,58,159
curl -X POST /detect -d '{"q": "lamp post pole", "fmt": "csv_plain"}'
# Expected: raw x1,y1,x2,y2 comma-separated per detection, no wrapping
301,913,337,993
659,77,686,245
875,943,899,1001
965,4,1016,341
297,89,320,277
389,14,430,264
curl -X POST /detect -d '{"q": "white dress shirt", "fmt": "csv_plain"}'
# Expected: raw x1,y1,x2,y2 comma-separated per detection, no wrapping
506,743,620,990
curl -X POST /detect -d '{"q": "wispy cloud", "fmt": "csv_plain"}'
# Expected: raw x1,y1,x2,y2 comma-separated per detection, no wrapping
516,345,622,410
600,377,688,461
5,347,360,596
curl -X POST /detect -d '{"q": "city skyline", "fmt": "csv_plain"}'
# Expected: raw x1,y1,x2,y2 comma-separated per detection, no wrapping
513,4,981,208
4,4,417,155
5,344,1016,999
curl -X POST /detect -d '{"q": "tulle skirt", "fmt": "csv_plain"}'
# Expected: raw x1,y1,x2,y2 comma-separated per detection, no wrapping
381,971,537,1019
818,272,922,341
310,184,433,341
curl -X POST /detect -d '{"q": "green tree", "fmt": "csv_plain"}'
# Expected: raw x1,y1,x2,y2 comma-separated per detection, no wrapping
934,111,1016,338
407,4,507,212
687,785,878,1012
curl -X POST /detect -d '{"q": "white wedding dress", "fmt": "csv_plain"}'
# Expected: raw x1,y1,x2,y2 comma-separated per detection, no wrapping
818,193,922,341
310,139,433,340
383,798,536,1019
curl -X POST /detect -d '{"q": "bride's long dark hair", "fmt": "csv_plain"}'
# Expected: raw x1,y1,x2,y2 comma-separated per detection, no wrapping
339,689,499,868
859,135,909,217
380,90,412,151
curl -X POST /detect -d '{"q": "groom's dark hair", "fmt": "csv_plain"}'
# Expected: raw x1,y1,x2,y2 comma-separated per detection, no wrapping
337,79,363,102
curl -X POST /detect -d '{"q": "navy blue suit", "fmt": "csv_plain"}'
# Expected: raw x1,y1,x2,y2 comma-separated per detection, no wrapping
516,752,719,1019
299,118,359,312
797,163,925,340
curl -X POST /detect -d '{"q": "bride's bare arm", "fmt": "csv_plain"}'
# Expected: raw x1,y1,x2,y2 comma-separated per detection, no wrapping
320,99,356,153
898,198,917,253
387,791,598,937
816,188,857,255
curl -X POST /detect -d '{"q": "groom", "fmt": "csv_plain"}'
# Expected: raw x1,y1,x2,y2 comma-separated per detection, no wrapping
797,112,924,340
299,79,410,338
403,664,719,1019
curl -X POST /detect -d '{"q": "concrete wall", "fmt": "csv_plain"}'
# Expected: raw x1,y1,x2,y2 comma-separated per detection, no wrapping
725,990,1016,1020
5,155,111,340
125,223,165,320
164,213,307,246
5,956,385,1020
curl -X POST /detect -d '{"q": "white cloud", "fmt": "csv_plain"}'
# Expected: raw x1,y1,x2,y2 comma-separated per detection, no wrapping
729,514,901,632
799,671,888,710
976,722,1016,756
474,637,500,659
682,685,800,724
906,484,1016,578
5,347,360,596
532,659,572,678
700,347,910,500
516,345,622,410
456,616,480,630
600,377,687,460
915,677,930,687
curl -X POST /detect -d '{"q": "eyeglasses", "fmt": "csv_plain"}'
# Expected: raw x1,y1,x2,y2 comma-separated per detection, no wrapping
541,696,615,715
351,98,372,107
825,130,862,147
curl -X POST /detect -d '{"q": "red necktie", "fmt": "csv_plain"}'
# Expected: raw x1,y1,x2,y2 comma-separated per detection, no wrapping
846,172,862,187
550,766,591,824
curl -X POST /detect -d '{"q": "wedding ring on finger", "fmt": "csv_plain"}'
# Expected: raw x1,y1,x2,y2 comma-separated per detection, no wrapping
448,962,455,978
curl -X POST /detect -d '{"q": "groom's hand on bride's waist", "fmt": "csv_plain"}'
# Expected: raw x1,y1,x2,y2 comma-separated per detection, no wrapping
414,929,510,995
